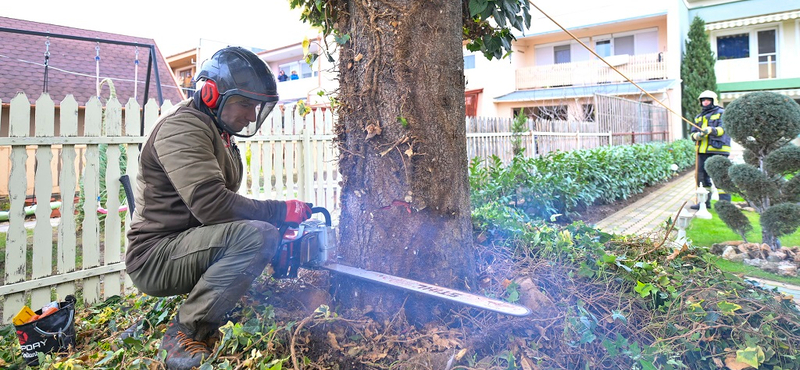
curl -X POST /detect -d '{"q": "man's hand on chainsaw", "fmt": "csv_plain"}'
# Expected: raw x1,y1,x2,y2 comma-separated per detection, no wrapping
283,200,312,227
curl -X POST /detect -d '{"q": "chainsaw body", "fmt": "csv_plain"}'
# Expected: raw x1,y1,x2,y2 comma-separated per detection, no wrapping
271,207,336,279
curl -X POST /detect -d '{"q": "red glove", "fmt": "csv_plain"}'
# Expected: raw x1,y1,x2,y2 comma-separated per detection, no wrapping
284,200,312,226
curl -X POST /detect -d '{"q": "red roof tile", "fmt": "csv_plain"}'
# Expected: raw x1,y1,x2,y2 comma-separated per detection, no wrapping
0,16,184,106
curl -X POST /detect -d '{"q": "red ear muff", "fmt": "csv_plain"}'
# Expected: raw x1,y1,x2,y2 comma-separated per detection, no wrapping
201,80,220,109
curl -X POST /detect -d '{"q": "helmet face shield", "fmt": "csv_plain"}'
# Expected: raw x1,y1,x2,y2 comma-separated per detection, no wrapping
240,100,277,137
195,47,279,136
217,95,277,137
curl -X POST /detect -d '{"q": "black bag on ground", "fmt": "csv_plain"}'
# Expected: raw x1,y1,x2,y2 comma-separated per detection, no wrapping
14,295,77,366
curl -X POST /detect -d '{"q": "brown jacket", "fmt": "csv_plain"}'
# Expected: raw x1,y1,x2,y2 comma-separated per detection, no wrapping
126,99,285,272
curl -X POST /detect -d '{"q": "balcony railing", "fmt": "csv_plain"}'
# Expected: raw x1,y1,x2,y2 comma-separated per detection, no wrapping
715,55,777,83
516,52,668,90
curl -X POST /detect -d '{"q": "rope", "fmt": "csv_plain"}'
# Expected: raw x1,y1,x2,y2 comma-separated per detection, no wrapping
527,1,702,130
95,43,100,96
42,37,50,93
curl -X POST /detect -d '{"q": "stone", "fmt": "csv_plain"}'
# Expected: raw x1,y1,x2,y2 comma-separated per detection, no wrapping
760,262,781,274
722,246,738,259
515,277,553,311
778,263,798,277
740,243,768,259
767,251,787,262
743,259,764,268
727,253,746,263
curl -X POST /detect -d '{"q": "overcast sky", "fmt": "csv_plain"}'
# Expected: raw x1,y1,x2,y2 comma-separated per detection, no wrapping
2,0,315,57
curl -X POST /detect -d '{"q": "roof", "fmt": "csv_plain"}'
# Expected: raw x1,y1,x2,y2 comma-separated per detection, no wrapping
0,16,183,106
494,79,679,102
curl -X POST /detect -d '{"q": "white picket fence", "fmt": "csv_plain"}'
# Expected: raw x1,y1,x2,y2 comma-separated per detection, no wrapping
466,116,614,164
0,92,660,324
0,92,339,324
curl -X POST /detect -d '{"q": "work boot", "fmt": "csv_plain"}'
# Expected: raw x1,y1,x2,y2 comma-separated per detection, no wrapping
160,316,211,370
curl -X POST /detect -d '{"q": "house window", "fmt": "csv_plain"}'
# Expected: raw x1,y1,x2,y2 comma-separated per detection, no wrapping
464,55,475,69
595,40,611,57
534,105,568,121
554,45,571,64
758,29,777,79
717,33,749,60
582,104,595,122
614,35,634,55
279,60,317,80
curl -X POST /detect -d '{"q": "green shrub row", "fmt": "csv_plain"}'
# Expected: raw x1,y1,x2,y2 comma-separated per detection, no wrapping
469,140,695,221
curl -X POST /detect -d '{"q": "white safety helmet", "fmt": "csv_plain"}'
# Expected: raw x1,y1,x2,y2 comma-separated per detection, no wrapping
698,90,717,105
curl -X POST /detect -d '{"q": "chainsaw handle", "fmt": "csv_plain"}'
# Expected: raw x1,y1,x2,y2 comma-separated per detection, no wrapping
311,207,332,226
278,205,330,239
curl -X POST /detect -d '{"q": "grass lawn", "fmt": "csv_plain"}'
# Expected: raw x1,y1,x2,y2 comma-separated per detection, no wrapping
687,200,800,286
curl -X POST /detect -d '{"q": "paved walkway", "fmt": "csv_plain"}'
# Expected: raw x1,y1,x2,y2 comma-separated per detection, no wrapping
594,171,697,236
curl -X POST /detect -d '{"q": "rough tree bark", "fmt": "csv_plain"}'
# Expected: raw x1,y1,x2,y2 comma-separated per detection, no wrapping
333,0,475,322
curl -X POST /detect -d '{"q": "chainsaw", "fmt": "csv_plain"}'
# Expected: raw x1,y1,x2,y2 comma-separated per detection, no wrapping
271,207,532,317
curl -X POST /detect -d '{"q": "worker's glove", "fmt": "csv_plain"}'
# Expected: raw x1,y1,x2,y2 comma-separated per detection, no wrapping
691,132,706,141
283,200,312,227
702,127,714,136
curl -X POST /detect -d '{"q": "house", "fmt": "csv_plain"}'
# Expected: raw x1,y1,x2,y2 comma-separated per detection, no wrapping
0,16,182,198
258,35,338,107
685,0,800,106
465,0,685,140
166,48,198,100
166,31,334,108
0,16,182,109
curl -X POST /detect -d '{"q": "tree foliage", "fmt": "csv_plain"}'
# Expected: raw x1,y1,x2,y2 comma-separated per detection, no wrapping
724,92,800,155
707,92,800,249
714,200,752,242
680,16,717,128
289,0,532,61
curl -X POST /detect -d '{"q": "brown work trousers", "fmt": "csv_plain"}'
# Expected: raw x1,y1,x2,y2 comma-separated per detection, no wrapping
128,220,279,339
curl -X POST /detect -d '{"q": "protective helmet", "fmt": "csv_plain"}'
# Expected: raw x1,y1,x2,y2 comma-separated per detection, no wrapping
195,47,279,137
698,90,717,104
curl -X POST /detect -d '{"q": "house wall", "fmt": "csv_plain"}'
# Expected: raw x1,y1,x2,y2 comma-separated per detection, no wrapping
710,18,800,85
471,14,676,120
519,16,669,67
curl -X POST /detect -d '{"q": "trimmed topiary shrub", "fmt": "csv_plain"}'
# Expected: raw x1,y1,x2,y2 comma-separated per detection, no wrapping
708,91,800,249
714,200,753,242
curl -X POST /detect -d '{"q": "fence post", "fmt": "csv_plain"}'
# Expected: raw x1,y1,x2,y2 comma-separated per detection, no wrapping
301,116,314,202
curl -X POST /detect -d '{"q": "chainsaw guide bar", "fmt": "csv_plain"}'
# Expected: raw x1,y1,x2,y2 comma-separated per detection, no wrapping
324,263,532,317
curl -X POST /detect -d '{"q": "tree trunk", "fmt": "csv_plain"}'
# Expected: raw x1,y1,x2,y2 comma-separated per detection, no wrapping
762,230,780,251
333,0,474,322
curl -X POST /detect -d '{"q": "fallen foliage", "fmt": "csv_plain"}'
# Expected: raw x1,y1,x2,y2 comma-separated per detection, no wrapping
1,218,799,369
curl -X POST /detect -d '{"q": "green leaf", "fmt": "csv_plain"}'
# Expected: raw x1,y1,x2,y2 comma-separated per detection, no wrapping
634,281,656,298
736,346,766,368
580,330,597,344
717,301,742,315
468,0,489,17
334,33,351,45
611,310,627,323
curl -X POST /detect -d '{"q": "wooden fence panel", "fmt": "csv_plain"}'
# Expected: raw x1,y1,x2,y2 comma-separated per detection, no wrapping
272,115,285,199
32,94,55,309
103,98,123,299
3,93,31,324
57,95,79,301
284,110,297,198
82,97,102,304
